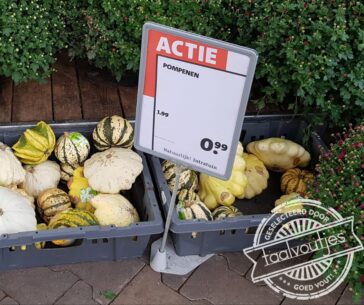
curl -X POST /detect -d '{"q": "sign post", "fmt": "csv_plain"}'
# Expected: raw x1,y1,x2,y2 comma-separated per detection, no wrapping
134,22,258,274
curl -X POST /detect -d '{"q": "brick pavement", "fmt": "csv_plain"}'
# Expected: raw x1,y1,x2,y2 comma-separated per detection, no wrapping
0,253,359,305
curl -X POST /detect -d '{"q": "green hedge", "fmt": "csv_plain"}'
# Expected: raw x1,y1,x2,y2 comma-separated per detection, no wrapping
0,0,363,126
0,0,67,83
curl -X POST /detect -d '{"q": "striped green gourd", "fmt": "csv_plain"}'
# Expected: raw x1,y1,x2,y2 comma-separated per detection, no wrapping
49,208,99,229
162,160,198,192
212,206,242,220
92,115,134,151
60,162,79,182
48,209,99,246
55,132,90,165
177,189,200,203
177,201,212,221
37,188,72,223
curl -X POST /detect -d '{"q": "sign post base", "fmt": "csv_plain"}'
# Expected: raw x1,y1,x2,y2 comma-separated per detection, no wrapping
150,237,213,275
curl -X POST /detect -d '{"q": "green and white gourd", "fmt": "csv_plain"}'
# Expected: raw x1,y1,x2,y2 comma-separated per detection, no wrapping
177,201,212,221
92,115,134,151
60,163,79,182
162,161,198,192
212,206,242,220
55,132,90,165
177,189,200,203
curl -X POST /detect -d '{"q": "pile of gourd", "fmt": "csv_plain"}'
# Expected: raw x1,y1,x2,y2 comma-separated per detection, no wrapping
0,115,143,247
163,138,314,221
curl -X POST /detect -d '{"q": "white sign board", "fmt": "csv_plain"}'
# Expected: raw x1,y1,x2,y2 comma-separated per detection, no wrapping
135,22,258,180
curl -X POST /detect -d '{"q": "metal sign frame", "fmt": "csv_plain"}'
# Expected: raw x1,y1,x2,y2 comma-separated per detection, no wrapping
134,22,258,180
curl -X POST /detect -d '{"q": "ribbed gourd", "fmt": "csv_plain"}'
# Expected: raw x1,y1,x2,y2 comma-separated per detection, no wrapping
0,142,25,187
93,115,134,151
177,201,212,221
198,142,248,210
12,121,56,165
60,163,79,182
21,161,61,197
177,189,200,203
55,132,90,165
280,168,314,195
212,206,242,220
162,161,198,193
37,188,72,223
48,209,99,246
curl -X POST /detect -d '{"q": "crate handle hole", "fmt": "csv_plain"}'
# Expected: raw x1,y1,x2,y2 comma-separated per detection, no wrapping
102,238,109,243
231,230,236,235
132,236,138,241
191,232,198,239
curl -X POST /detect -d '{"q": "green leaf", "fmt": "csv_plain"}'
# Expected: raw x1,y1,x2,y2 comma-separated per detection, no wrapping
12,71,22,83
101,290,116,300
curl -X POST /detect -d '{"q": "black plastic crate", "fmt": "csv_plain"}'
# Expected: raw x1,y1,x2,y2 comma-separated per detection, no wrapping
148,115,326,256
0,121,164,271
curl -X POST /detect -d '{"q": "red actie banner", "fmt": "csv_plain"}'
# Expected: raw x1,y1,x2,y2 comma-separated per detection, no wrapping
144,30,228,97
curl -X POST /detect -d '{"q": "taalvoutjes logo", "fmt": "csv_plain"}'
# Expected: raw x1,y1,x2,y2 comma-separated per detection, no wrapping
244,199,363,300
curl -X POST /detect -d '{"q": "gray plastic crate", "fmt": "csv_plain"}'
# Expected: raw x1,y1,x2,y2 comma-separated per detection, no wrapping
0,121,163,271
148,115,326,256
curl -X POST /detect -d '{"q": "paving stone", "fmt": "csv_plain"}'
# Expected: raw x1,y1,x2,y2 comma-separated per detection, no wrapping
51,260,145,304
112,266,193,305
279,281,347,305
222,251,260,276
0,297,18,305
337,285,364,305
0,267,78,305
162,272,192,291
180,255,283,305
0,290,5,301
55,281,98,305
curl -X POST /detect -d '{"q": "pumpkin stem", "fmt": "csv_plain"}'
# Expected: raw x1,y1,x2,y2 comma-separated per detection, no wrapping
0,208,3,216
64,132,69,137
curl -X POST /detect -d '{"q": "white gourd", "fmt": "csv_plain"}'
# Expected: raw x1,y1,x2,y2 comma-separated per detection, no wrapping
0,142,25,187
21,161,61,197
84,148,143,193
0,187,37,234
8,185,35,209
91,194,139,227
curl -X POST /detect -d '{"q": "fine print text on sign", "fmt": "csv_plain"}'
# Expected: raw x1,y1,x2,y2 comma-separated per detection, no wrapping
135,22,258,179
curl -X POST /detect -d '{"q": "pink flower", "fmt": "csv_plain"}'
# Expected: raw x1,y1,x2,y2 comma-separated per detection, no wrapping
338,150,347,161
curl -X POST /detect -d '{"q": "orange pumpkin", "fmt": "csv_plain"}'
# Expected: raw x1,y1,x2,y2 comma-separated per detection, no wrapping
280,168,314,195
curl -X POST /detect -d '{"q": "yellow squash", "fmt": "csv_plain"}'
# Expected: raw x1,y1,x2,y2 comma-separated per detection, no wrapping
247,138,310,172
12,121,56,165
67,167,97,212
241,153,269,199
198,143,248,210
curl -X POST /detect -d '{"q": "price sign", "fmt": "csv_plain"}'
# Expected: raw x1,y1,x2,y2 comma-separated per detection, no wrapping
135,22,258,180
